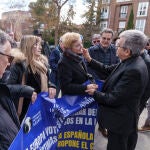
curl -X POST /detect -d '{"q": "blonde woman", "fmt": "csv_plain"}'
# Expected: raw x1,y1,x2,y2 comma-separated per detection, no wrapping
8,35,56,121
58,32,97,96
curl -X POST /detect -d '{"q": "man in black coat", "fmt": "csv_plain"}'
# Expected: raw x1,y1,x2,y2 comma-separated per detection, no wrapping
139,51,150,114
0,30,37,149
139,44,150,130
83,30,149,150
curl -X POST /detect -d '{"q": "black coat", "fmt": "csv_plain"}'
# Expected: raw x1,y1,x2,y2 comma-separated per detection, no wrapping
58,50,91,95
139,52,150,113
8,61,26,85
0,83,34,149
8,62,56,121
8,62,56,106
8,62,56,93
89,56,148,134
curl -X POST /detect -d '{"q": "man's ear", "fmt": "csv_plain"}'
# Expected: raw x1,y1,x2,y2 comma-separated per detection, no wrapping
125,49,132,57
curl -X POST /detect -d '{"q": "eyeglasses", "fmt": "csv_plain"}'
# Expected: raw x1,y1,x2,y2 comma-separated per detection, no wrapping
0,51,14,64
93,40,100,44
115,45,127,50
102,37,111,41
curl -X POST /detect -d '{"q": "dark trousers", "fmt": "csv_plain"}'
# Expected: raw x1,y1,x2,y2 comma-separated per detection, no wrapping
97,107,105,129
107,130,138,150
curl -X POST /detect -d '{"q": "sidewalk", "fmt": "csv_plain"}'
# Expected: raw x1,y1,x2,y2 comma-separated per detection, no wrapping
94,109,150,150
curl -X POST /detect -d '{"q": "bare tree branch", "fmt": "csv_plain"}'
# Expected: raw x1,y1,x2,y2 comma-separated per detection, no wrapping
52,0,69,7
52,0,59,7
61,0,69,7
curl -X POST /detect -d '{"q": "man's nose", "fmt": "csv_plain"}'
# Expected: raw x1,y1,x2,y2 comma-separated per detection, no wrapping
7,63,10,67
7,59,10,66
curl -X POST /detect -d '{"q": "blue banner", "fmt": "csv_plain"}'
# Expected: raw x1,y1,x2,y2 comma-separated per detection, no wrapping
9,93,58,150
56,98,97,150
9,80,103,150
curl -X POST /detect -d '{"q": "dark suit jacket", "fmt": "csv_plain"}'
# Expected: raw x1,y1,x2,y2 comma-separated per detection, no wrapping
139,52,150,113
58,52,89,95
89,56,148,134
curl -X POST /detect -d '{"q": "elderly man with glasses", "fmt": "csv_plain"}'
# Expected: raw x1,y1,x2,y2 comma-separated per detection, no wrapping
83,30,149,150
91,34,101,46
0,30,37,149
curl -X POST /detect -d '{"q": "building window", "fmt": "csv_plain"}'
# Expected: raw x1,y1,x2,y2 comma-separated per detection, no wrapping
120,5,128,18
102,0,110,4
118,21,126,32
117,0,131,2
101,6,109,19
135,19,146,32
100,21,108,30
137,2,149,17
119,21,126,28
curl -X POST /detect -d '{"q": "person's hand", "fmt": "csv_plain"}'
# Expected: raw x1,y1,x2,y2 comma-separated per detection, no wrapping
85,88,96,95
31,92,37,104
86,84,98,95
87,84,98,90
49,88,56,99
82,48,92,62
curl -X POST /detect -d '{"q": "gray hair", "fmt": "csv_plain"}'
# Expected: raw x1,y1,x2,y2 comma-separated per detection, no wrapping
119,30,148,56
100,28,114,37
92,34,101,40
0,30,13,52
0,30,8,45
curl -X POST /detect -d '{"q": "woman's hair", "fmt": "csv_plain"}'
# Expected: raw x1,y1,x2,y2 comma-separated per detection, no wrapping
20,35,48,74
61,32,81,49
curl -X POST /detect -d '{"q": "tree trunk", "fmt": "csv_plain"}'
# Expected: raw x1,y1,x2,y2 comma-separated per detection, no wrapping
55,6,61,45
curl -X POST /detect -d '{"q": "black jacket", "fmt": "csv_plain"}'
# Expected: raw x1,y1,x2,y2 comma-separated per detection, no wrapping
139,52,150,113
0,83,34,149
8,62,56,93
58,50,92,95
8,61,26,85
89,56,148,134
8,62,56,121
25,65,56,93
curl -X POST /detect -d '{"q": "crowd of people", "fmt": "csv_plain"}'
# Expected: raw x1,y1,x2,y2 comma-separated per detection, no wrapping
0,28,150,150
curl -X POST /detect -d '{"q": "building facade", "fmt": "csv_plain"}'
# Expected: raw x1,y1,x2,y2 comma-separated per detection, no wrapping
100,0,150,37
0,10,33,41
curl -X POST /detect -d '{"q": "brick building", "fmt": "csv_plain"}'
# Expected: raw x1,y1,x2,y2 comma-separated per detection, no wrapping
100,0,150,37
0,10,33,41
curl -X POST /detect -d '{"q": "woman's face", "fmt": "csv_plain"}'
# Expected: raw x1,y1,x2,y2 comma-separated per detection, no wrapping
71,40,83,54
32,41,42,57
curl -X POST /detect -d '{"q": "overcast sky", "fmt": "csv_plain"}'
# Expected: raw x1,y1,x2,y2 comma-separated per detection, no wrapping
0,0,86,24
